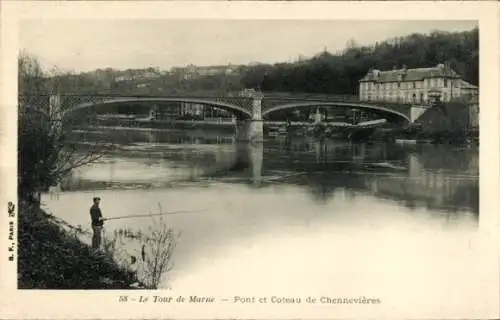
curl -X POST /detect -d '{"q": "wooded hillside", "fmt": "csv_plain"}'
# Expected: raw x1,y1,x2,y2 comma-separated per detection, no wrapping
239,28,479,95
32,28,478,96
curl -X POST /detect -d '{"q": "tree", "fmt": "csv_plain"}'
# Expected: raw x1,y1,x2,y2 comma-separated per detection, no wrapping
238,28,478,95
139,215,178,289
18,52,110,203
415,98,472,142
345,38,359,50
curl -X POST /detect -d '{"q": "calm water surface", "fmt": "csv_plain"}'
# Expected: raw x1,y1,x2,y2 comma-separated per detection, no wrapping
42,127,479,295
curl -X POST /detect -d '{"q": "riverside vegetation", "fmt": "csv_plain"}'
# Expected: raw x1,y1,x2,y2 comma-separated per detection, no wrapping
18,53,178,289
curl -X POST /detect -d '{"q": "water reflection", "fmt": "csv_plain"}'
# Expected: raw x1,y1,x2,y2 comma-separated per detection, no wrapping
63,128,479,216
43,127,479,290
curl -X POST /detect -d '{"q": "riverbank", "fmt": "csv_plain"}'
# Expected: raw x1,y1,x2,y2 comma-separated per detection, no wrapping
401,99,479,145
93,118,236,133
18,200,141,289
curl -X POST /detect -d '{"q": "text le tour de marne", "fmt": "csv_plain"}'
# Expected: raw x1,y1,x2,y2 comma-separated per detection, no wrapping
118,295,381,305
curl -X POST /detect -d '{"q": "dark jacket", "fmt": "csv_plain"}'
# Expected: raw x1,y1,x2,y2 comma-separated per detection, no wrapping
90,204,103,226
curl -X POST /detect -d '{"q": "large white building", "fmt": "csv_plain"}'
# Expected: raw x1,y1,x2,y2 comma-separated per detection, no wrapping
359,64,478,104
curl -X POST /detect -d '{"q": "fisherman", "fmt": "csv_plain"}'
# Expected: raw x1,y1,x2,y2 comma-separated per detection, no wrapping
90,197,105,250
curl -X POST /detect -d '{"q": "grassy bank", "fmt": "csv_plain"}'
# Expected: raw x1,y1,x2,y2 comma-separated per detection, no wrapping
18,200,139,289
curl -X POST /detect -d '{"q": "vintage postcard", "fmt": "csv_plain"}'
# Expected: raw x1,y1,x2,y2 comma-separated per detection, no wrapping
1,1,499,319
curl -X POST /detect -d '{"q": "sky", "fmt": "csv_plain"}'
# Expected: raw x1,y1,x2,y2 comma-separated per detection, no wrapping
20,20,478,73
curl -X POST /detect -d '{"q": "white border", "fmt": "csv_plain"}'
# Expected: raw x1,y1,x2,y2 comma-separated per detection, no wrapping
1,2,499,319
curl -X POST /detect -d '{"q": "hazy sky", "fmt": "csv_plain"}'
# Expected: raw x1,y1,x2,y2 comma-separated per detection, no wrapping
20,20,477,72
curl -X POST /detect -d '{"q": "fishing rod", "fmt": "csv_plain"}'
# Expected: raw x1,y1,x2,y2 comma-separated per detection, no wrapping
102,208,208,221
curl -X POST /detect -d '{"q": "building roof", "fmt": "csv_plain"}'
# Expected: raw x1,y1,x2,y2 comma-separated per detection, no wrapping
459,79,478,89
360,64,462,83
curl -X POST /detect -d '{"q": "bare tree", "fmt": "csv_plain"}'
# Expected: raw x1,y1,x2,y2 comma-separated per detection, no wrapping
139,213,179,289
98,212,179,289
18,51,111,203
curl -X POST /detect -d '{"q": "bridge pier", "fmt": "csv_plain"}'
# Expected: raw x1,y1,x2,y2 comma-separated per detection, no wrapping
314,107,322,124
408,153,422,178
410,105,429,123
236,119,264,142
234,140,263,185
235,93,264,142
49,94,63,131
49,94,62,112
248,142,263,185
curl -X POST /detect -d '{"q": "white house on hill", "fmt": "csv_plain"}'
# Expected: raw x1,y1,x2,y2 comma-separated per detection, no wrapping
359,64,478,105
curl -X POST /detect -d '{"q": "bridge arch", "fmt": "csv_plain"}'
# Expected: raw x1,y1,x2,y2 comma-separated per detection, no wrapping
262,101,411,123
62,97,253,120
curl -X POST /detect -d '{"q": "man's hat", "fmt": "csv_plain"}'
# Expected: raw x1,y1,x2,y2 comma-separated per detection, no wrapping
93,197,101,202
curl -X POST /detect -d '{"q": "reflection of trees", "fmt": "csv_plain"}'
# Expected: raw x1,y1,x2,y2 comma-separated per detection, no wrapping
302,175,336,204
412,144,478,174
278,167,479,216
69,129,236,150
262,137,479,215
69,128,478,216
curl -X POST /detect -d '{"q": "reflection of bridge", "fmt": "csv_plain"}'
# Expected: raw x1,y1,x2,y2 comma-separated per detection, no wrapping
37,92,430,142
60,123,478,214
232,141,478,213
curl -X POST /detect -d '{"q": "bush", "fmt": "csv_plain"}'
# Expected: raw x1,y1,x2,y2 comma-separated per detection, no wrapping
139,215,179,289
413,99,474,142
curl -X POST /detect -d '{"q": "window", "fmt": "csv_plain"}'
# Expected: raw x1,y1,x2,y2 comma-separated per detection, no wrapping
420,93,424,103
412,93,417,103
413,82,416,89
443,92,448,101
444,79,448,87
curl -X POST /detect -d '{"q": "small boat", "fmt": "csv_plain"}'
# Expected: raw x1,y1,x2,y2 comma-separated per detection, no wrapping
365,161,407,171
395,139,417,144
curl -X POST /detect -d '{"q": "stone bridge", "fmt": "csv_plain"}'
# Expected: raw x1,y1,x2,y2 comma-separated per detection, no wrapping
30,92,430,142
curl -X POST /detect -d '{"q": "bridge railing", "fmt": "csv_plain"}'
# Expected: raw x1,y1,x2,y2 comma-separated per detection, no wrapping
19,91,428,112
20,90,235,99
260,91,359,102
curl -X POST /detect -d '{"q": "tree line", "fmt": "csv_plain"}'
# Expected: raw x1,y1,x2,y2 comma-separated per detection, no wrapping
238,28,478,94
30,27,478,97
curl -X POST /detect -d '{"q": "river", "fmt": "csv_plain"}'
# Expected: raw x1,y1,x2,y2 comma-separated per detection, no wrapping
42,127,479,300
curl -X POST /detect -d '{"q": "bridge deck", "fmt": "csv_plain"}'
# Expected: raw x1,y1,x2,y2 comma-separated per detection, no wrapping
21,91,425,122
